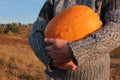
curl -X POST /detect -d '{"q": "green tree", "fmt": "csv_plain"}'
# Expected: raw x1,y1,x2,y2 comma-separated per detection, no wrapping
4,24,19,34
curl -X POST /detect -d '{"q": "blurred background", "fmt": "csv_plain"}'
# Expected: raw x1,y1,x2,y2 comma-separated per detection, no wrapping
0,0,45,24
0,0,120,80
0,0,47,80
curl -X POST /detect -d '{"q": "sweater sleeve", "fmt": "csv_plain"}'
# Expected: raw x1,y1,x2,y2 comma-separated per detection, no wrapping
68,0,120,66
28,0,54,66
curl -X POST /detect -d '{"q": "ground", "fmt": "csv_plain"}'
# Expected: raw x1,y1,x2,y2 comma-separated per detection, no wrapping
0,33,119,80
0,34,46,80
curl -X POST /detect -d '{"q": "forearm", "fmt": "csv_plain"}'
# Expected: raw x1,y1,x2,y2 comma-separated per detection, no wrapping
29,31,52,66
28,0,54,66
69,21,120,62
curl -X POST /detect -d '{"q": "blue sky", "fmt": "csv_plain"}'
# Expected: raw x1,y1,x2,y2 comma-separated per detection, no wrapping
0,0,46,24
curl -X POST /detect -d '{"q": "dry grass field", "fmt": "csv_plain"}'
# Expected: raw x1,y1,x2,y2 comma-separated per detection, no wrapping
0,28,120,80
0,34,46,80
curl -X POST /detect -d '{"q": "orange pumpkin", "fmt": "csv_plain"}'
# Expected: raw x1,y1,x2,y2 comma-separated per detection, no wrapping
45,5,102,42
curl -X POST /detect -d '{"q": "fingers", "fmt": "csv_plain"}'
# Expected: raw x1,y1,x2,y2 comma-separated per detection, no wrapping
44,38,55,45
52,60,77,71
45,46,54,51
45,47,57,59
45,45,59,59
45,38,77,71
52,60,68,70
61,61,77,71
65,61,77,71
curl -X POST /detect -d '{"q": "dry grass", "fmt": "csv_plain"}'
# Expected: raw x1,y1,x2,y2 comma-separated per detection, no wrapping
0,34,46,80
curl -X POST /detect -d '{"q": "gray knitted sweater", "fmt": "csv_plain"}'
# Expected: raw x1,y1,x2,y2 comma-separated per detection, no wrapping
29,0,120,80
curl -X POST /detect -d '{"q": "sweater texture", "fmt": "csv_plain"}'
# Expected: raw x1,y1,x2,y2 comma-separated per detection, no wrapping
29,0,120,80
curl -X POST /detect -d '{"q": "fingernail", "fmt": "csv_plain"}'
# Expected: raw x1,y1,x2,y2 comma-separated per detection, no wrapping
44,38,47,41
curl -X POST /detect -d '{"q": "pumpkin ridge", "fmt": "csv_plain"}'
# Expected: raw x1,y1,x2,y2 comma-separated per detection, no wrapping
60,11,99,41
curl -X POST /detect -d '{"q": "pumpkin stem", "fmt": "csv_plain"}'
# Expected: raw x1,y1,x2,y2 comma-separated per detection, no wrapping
97,1,103,15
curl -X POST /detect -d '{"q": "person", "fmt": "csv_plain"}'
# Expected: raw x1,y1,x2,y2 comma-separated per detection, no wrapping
29,0,120,80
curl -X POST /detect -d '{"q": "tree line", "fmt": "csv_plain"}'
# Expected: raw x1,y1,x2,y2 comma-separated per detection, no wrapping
0,23,32,34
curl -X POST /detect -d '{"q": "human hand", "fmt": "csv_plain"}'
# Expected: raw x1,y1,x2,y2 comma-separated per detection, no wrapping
45,38,77,71
52,60,77,71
